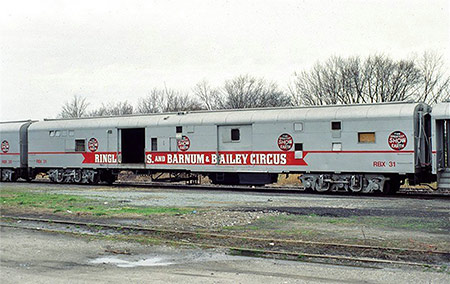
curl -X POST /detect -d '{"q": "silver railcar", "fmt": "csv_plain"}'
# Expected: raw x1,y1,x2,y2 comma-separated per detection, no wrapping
24,101,439,193
0,120,33,181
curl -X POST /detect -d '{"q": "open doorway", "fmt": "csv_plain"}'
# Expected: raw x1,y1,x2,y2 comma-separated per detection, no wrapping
121,128,145,163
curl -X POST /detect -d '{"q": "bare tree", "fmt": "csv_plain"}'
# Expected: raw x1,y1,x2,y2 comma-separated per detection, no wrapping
221,75,291,109
137,89,166,113
289,55,422,106
137,88,203,114
58,95,89,118
89,101,134,116
416,52,450,104
193,80,222,110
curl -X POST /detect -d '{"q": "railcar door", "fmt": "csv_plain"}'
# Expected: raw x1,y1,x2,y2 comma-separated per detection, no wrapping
217,124,253,162
120,128,145,163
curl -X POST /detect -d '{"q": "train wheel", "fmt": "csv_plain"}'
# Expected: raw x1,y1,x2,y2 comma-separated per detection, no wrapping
314,175,330,192
55,170,65,183
73,170,82,183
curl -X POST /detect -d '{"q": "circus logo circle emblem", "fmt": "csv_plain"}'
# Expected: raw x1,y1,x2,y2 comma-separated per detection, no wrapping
277,133,293,151
388,131,407,150
177,136,190,151
1,140,9,153
88,138,99,152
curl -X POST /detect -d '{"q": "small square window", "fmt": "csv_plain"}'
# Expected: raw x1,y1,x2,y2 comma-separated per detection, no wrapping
295,143,303,151
62,130,67,137
55,130,61,137
151,138,158,151
358,132,375,143
68,130,74,137
49,131,55,137
332,142,342,151
331,121,341,130
294,122,303,132
75,139,85,152
231,129,240,141
176,126,182,133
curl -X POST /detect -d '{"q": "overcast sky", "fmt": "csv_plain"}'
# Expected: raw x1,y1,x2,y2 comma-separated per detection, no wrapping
1,0,448,121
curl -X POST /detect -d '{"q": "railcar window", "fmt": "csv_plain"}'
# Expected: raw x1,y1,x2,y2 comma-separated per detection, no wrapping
295,143,303,151
176,126,182,133
231,129,240,141
332,142,342,151
151,138,158,151
62,130,67,137
294,122,303,132
358,132,375,143
331,121,341,130
75,139,85,152
69,130,74,137
49,131,55,137
55,130,61,137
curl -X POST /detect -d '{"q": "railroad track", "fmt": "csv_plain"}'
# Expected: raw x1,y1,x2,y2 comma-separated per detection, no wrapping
1,215,449,269
14,178,450,200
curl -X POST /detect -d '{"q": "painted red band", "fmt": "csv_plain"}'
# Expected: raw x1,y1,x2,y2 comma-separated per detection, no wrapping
145,151,308,166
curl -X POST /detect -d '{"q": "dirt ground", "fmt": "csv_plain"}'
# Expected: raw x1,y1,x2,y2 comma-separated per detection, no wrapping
1,226,449,284
1,182,449,251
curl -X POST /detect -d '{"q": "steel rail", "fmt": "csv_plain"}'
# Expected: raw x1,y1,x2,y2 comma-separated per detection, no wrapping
1,215,448,267
0,221,444,268
5,179,450,200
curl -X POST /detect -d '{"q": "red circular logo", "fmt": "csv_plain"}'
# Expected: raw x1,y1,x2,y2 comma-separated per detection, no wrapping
177,136,190,151
388,131,407,150
88,138,99,152
1,140,9,153
277,133,293,151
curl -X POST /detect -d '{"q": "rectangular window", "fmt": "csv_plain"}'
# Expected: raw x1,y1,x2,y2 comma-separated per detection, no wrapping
231,129,240,141
75,139,85,152
294,122,303,132
295,143,303,151
151,138,158,151
62,130,67,137
331,121,341,130
332,142,342,151
55,130,61,137
49,131,55,137
176,126,182,133
68,130,74,137
358,132,376,143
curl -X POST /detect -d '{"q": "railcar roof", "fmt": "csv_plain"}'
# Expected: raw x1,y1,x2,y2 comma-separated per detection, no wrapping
28,102,427,130
431,101,450,120
0,120,33,133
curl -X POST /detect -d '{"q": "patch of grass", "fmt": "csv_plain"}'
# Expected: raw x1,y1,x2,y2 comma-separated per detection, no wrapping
0,190,192,217
362,216,447,232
